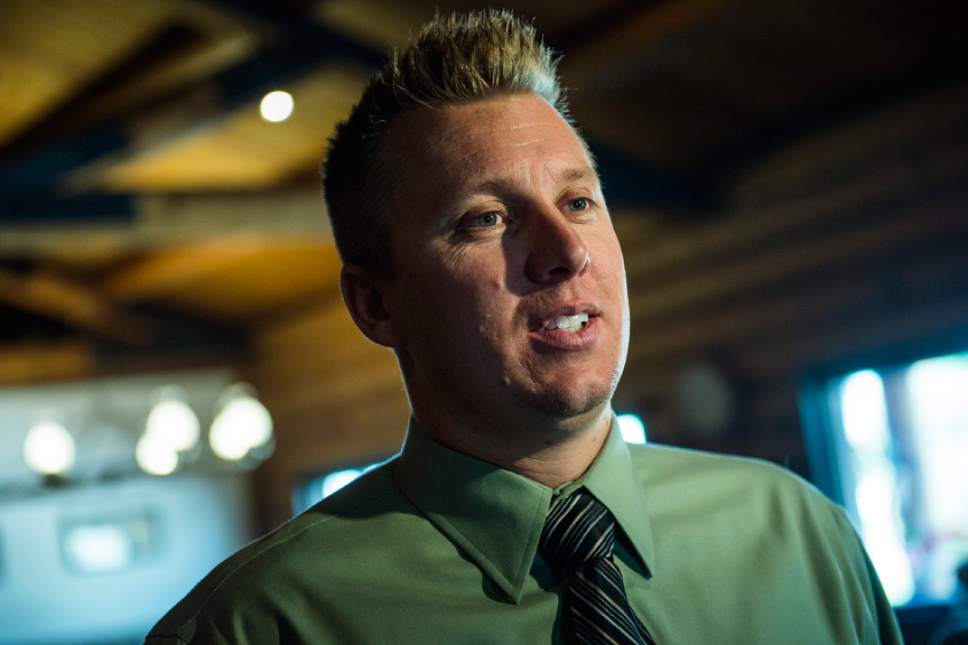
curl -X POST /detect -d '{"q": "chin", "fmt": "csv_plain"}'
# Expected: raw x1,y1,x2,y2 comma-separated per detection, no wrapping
515,378,614,421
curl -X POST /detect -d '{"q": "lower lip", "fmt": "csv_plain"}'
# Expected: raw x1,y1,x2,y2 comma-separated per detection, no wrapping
528,316,601,351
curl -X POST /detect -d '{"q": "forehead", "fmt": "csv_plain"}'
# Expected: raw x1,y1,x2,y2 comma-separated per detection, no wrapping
383,93,594,195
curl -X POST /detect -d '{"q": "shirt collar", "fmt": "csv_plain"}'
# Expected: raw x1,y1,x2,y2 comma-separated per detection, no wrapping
392,415,655,603
577,419,656,578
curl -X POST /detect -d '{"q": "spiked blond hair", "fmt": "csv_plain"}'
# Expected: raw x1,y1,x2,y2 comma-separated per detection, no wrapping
321,9,568,275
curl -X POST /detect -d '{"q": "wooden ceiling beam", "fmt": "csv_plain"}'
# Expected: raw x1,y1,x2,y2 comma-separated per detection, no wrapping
691,49,968,183
0,337,245,387
99,242,287,301
0,341,94,386
0,23,207,163
0,183,330,256
0,0,715,214
0,13,383,195
0,268,154,345
98,237,334,302
591,144,718,212
557,0,728,90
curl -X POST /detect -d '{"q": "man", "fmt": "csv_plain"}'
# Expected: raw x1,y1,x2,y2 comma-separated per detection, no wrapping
147,10,902,644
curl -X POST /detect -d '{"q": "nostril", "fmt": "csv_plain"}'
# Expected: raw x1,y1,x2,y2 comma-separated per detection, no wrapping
523,217,590,284
526,249,590,285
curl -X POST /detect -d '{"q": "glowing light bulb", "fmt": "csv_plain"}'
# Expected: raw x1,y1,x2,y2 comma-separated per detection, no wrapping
23,420,75,475
209,413,251,461
209,386,273,462
136,432,178,476
145,396,200,452
259,90,294,123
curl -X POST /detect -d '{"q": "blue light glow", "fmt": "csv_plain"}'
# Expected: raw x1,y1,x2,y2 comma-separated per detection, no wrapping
617,414,647,444
320,468,364,498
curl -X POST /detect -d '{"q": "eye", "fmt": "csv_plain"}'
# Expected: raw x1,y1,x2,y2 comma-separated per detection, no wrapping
566,197,590,212
461,211,504,229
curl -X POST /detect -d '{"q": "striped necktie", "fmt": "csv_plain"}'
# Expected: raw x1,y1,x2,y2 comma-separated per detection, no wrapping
540,489,656,645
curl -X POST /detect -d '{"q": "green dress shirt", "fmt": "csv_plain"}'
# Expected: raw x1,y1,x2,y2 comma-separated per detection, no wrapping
146,418,902,644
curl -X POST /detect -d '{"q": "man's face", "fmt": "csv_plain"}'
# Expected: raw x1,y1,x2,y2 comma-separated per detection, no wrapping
380,93,630,432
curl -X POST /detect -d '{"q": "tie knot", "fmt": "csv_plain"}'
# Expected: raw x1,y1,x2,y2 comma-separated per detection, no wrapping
540,490,616,572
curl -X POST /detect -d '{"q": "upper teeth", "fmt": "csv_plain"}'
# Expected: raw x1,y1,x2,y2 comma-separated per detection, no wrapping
545,313,589,332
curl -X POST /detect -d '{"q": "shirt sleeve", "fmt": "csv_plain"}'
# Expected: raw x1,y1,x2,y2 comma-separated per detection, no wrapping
831,504,905,645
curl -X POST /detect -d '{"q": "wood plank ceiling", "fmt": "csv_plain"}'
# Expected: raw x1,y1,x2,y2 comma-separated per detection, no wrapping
1,0,967,384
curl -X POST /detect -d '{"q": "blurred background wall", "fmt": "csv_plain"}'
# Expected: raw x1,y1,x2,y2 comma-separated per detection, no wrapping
1,1,966,643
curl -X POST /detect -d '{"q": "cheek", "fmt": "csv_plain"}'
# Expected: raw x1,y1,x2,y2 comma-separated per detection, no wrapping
591,232,627,281
411,270,502,331
452,273,513,350
444,251,507,297
401,243,513,335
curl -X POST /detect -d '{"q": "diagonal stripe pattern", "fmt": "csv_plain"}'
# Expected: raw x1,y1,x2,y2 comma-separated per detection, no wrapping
541,490,656,645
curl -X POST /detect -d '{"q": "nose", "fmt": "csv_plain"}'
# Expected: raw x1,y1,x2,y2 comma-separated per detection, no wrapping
524,209,590,285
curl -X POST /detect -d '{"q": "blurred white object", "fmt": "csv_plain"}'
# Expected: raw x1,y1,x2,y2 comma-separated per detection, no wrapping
145,387,200,452
136,432,179,476
23,420,75,475
259,90,294,122
64,523,133,573
617,413,647,444
209,385,273,462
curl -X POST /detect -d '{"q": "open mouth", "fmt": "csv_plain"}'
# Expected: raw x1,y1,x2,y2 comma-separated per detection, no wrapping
543,312,590,332
528,306,601,350
529,304,600,333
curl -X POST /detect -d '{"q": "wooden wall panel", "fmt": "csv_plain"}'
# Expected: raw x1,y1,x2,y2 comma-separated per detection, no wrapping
614,85,968,475
248,302,409,530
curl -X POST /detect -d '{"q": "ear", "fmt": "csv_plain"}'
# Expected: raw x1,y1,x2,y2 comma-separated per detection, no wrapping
340,264,402,348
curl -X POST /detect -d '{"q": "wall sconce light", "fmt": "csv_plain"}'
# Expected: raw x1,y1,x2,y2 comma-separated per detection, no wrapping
136,386,200,476
23,419,75,476
209,383,274,463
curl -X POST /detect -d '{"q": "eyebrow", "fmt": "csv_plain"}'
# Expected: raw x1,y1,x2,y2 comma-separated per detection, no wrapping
464,166,600,197
558,166,599,183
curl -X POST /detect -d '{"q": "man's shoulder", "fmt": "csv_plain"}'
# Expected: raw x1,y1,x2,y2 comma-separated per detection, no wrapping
626,442,836,519
147,459,414,643
627,440,820,489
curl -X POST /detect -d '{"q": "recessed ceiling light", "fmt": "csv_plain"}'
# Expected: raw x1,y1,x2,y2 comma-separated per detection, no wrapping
259,90,294,123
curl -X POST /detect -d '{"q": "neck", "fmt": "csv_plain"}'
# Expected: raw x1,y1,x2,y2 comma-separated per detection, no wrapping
413,403,614,488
